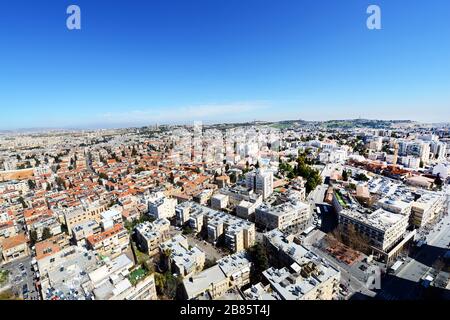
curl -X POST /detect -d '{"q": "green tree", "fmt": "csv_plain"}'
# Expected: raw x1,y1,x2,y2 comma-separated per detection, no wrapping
248,243,269,284
435,175,443,190
182,226,194,235
342,170,349,182
154,272,181,299
135,167,146,174
98,172,108,180
42,227,52,240
354,173,369,182
30,230,38,244
27,179,36,190
18,197,27,209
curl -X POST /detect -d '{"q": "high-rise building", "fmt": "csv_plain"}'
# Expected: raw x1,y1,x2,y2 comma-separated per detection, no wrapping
245,169,273,200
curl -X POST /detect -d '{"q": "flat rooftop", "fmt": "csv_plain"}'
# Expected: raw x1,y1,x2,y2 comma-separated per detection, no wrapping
340,208,406,232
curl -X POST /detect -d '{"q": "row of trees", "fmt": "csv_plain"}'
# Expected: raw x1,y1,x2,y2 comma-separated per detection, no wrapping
331,224,371,254
30,227,53,245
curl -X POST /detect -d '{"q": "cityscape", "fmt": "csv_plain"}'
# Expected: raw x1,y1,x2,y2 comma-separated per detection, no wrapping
1,0,450,305
1,119,450,301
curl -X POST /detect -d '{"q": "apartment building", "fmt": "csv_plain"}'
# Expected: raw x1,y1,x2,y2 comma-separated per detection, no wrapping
256,192,310,233
217,252,252,288
246,169,274,200
182,252,252,300
159,235,205,278
72,220,102,246
212,186,263,220
1,233,29,263
0,220,17,240
176,201,256,252
100,209,123,230
206,212,255,252
38,246,99,299
84,254,157,300
224,221,255,253
243,283,281,300
262,229,340,300
338,208,409,252
135,218,170,256
338,208,416,264
211,193,229,210
86,224,129,259
411,191,445,228
149,196,177,220
27,215,62,241
63,206,103,236
262,264,340,300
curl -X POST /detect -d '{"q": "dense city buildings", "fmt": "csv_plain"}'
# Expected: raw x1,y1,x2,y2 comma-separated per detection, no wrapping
1,119,450,301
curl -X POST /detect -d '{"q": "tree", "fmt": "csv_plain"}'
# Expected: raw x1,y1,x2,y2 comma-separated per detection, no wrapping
354,173,369,182
204,258,217,270
341,224,371,254
18,197,27,209
55,177,66,190
27,179,36,190
135,167,146,174
342,170,349,182
30,230,38,244
248,243,269,284
98,172,108,180
435,175,443,190
42,227,52,240
182,226,194,235
154,272,181,299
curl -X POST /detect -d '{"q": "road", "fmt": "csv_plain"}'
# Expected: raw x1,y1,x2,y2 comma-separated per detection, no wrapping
377,193,450,299
307,245,376,299
397,211,450,283
85,151,95,173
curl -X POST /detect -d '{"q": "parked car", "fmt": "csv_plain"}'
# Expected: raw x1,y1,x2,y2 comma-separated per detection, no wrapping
22,284,29,295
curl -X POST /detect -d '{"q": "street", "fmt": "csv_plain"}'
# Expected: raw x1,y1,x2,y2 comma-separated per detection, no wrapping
376,197,450,300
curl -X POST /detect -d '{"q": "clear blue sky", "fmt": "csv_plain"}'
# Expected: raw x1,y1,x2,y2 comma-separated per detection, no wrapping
1,0,449,129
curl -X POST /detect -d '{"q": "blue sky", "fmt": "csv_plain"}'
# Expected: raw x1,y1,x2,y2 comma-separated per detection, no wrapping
0,0,449,129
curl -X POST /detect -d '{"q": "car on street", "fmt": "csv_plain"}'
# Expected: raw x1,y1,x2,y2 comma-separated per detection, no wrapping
22,284,29,295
